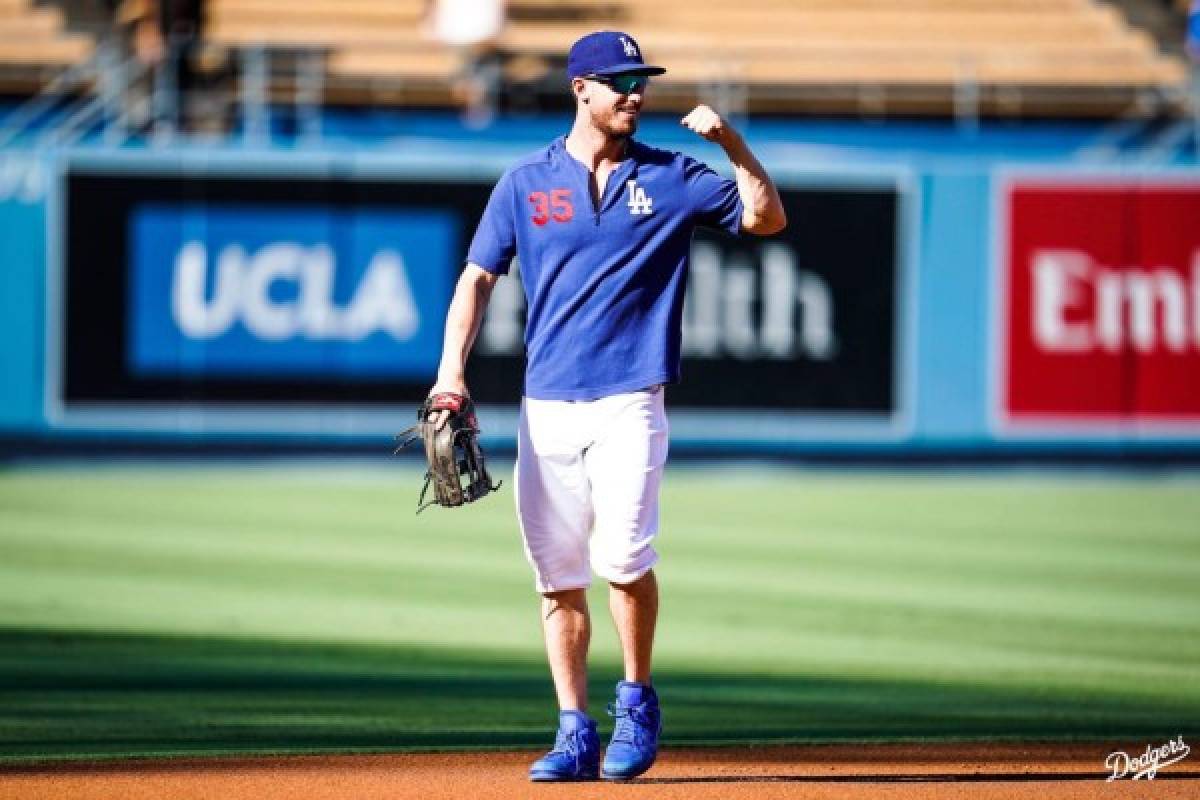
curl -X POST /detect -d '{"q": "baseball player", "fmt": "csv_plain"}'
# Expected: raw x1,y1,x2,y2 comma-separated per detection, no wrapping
427,30,786,781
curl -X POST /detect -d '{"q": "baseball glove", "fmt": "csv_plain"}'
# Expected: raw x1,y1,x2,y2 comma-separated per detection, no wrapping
395,392,500,513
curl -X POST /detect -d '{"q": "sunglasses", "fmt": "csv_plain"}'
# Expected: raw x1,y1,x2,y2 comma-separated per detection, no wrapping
586,73,649,94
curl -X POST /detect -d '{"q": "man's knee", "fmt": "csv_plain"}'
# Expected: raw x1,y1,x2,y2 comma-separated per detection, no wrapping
607,567,656,591
542,587,588,616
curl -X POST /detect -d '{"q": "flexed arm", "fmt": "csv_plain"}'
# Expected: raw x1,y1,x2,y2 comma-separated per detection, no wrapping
681,105,787,236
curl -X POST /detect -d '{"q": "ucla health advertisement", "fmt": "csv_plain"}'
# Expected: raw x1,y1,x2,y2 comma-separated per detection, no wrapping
61,163,901,417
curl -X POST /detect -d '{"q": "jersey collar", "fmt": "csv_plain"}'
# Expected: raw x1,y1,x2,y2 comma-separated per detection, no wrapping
552,134,642,171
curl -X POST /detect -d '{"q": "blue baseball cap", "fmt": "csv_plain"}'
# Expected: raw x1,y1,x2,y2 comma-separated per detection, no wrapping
567,31,666,79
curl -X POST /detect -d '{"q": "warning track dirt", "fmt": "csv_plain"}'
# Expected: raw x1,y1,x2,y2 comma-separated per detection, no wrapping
3,743,1198,800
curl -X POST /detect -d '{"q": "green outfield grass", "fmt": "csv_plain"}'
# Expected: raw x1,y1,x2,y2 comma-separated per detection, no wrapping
0,464,1197,762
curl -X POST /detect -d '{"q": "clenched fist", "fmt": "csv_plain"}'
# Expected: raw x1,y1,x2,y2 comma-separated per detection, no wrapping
680,104,734,145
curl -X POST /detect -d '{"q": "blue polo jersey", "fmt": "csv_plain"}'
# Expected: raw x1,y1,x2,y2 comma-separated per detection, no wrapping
467,135,743,401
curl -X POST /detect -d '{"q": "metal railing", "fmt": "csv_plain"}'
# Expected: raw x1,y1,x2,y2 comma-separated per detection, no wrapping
0,36,148,149
0,34,327,149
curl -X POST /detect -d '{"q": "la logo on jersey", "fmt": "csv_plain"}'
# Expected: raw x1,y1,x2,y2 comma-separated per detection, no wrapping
627,179,653,215
620,36,638,57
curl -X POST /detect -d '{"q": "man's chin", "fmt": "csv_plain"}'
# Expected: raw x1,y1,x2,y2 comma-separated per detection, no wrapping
609,118,638,137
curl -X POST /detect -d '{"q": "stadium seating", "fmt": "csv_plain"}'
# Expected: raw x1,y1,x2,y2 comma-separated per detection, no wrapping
1,0,1187,117
0,0,93,92
271,0,1184,114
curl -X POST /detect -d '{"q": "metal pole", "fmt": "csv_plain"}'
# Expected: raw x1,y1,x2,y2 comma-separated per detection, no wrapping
954,56,980,138
97,38,121,145
151,36,179,142
1190,1,1199,160
241,45,269,146
296,48,324,145
1192,63,1199,162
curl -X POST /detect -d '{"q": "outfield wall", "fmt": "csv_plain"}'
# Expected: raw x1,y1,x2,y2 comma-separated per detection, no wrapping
1,132,1198,456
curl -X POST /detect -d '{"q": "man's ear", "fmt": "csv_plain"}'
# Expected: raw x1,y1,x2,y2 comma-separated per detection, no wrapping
572,77,589,104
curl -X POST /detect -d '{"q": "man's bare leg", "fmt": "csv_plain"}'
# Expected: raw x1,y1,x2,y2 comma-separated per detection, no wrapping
608,569,658,684
541,588,591,710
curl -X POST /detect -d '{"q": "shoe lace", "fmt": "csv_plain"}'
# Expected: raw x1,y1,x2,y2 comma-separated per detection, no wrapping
606,702,653,746
550,727,586,756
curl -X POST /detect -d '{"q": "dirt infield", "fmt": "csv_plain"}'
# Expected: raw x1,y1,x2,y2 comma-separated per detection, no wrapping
3,743,1197,799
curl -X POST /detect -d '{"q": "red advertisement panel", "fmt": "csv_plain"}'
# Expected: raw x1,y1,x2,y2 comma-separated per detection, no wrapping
1003,181,1200,426
1131,189,1200,417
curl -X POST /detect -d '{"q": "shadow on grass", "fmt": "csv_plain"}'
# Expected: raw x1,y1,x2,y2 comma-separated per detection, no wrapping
1,628,1197,762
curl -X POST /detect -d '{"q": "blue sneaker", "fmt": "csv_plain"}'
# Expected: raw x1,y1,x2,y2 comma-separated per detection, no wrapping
602,680,661,780
529,710,600,782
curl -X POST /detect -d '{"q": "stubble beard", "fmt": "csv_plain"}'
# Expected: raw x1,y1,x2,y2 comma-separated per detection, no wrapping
593,105,638,141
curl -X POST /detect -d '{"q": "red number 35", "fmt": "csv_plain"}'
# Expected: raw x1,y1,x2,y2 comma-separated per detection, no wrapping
529,189,573,226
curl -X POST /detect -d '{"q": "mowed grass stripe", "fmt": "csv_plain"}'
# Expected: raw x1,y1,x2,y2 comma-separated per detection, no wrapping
675,516,1200,582
665,477,1200,549
0,472,514,551
655,602,1199,691
662,551,1193,627
0,567,540,650
0,511,525,578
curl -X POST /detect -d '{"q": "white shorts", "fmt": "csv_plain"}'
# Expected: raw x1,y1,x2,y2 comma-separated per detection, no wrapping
515,386,669,593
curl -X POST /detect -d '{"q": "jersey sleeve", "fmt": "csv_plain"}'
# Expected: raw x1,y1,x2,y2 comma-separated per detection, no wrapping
466,171,518,275
682,154,743,235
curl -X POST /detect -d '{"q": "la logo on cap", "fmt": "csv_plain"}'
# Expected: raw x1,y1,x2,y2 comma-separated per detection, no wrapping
620,36,638,57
